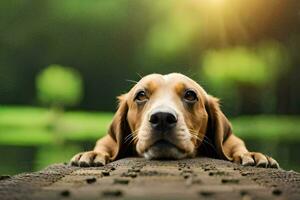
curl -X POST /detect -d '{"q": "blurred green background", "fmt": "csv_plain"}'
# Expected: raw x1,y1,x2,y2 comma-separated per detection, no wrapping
1,0,300,174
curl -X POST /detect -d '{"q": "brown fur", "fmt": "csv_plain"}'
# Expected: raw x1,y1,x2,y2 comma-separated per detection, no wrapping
71,73,279,168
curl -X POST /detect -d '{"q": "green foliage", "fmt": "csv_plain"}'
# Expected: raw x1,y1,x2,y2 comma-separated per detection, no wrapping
0,106,113,145
145,2,202,58
201,42,289,87
0,0,298,114
36,65,83,107
232,115,300,141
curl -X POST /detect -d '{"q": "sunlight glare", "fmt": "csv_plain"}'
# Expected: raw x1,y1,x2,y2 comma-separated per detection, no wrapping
209,0,226,6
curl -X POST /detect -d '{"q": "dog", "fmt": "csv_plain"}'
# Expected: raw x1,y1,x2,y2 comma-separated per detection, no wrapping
71,73,279,168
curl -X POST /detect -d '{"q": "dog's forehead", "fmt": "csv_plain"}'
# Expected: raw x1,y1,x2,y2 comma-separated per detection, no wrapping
137,73,192,86
163,73,194,83
135,73,206,93
138,73,165,84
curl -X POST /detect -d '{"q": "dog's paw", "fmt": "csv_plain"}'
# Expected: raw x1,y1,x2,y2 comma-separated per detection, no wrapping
70,151,110,167
232,152,279,168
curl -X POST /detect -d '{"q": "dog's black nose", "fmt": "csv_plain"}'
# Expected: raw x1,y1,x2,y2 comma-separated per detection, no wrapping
149,111,177,132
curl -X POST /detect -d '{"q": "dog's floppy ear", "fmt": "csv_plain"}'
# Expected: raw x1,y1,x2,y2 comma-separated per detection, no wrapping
204,95,233,161
107,94,132,160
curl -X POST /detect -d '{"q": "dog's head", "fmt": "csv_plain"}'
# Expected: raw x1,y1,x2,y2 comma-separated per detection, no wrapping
108,73,232,160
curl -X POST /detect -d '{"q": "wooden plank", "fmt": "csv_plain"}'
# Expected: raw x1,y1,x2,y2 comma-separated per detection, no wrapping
0,158,299,200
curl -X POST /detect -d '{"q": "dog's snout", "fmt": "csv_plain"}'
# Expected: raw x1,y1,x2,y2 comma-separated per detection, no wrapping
149,111,177,132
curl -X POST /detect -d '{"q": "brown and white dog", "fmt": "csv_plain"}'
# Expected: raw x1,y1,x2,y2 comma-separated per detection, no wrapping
71,73,279,168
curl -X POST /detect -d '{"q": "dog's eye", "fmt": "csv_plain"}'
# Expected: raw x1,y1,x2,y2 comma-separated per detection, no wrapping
184,90,198,103
135,91,148,102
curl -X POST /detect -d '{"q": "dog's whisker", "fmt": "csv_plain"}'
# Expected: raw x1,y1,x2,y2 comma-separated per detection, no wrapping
124,133,134,143
124,136,133,144
189,132,216,150
136,72,143,79
124,129,140,144
125,79,138,84
187,129,218,153
124,133,132,140
190,134,203,142
201,137,218,154
125,132,137,143
128,134,139,145
188,130,201,138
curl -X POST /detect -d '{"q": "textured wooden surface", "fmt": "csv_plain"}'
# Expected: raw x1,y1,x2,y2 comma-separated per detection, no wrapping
0,158,300,200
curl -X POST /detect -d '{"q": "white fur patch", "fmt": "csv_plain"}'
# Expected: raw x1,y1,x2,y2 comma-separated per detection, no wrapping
143,141,187,160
